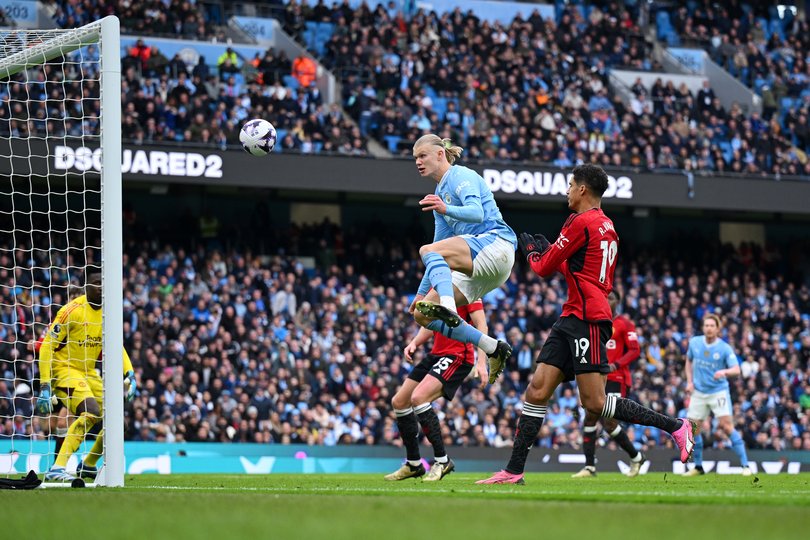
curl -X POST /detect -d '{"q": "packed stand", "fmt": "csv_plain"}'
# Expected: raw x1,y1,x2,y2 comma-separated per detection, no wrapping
49,0,223,40
120,40,366,154
43,1,368,154
0,37,366,155
281,0,806,176
657,1,810,174
2,217,809,453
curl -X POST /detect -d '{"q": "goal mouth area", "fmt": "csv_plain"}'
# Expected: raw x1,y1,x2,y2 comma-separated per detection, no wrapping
0,15,124,487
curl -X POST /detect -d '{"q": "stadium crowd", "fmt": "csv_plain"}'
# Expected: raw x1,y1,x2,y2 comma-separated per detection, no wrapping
315,0,810,176
666,1,809,113
50,0,223,40
1,218,809,454
40,0,809,175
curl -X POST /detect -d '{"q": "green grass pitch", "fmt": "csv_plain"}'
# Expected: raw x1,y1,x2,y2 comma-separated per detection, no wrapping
3,473,809,540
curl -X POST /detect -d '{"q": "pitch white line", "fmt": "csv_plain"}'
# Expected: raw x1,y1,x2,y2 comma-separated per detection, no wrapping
136,485,799,498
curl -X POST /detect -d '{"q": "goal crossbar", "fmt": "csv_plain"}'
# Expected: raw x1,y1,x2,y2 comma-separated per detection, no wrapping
0,23,102,79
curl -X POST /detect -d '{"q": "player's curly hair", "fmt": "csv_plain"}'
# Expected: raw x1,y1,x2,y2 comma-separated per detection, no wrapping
413,134,464,164
572,163,609,197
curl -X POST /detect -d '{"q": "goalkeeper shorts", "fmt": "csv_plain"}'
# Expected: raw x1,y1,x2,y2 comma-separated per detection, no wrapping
54,371,103,414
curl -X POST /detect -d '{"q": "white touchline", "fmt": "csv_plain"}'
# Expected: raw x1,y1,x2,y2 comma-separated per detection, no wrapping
137,485,795,498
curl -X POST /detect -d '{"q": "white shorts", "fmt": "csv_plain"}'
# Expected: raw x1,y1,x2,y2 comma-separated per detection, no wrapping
687,389,733,420
452,234,515,303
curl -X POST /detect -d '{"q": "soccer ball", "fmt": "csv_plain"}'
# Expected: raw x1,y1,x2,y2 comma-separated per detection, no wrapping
239,119,277,156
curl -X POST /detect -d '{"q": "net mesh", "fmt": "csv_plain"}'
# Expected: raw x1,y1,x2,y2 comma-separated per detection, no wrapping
0,25,103,478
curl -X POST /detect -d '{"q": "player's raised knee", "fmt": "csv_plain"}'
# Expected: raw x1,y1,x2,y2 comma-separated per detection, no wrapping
419,244,435,258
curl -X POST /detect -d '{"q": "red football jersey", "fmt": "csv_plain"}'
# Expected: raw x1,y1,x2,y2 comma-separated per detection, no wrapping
529,208,618,322
606,314,640,386
431,300,484,364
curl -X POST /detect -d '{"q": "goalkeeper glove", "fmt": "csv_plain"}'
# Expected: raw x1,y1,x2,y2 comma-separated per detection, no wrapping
125,370,137,402
36,383,53,415
518,232,550,262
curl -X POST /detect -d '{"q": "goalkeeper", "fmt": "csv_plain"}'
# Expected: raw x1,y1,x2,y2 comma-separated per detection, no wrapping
37,272,136,482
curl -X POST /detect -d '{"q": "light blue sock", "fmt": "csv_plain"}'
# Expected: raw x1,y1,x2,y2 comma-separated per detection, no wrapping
421,252,454,305
693,433,703,467
729,429,749,467
427,320,497,354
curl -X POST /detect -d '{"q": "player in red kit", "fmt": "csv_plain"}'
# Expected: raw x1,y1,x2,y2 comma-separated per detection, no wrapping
478,164,695,485
572,290,646,478
386,299,488,482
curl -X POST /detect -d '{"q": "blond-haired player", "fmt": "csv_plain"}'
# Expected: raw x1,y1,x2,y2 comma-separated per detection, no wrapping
36,272,136,482
410,134,516,383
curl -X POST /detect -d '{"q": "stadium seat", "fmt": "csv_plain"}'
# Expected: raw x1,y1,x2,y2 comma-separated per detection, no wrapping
317,23,334,39
384,135,402,154
769,19,784,41
283,75,300,90
655,11,670,29
274,129,288,152
432,97,448,119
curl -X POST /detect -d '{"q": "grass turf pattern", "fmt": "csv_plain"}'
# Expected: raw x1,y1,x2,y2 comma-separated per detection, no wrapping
2,473,809,540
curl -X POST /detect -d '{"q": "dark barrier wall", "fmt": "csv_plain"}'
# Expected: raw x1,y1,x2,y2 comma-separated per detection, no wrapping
2,139,809,214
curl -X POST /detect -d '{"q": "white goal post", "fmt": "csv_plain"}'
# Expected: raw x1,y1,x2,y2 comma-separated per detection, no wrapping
0,16,123,486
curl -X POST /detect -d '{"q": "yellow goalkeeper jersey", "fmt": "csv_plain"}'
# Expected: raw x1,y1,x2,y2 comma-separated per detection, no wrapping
38,294,133,384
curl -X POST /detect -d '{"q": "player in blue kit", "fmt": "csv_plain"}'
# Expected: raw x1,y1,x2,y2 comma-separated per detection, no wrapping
683,313,752,476
410,134,516,384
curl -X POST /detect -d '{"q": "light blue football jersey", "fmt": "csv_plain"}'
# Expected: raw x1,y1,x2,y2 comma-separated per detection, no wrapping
687,336,739,394
432,165,516,247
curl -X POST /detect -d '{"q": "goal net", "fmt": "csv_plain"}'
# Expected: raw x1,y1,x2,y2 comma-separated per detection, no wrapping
0,16,123,487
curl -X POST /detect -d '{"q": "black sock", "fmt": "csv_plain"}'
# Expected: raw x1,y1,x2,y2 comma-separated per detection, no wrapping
394,408,421,462
582,425,597,467
608,425,639,459
505,402,546,475
415,403,446,460
602,395,681,434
